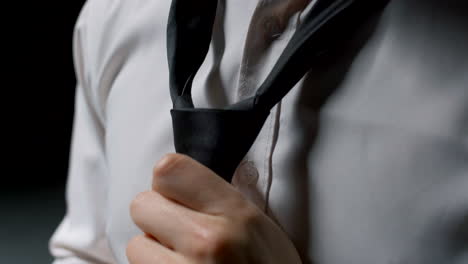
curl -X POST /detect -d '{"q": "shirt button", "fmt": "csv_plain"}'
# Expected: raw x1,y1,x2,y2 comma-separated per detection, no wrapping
236,160,259,186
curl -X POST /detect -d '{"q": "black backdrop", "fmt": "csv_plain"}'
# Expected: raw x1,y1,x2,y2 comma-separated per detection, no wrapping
2,1,87,263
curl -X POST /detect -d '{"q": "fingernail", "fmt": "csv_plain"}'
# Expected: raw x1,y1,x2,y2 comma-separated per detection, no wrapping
156,155,171,170
154,154,179,175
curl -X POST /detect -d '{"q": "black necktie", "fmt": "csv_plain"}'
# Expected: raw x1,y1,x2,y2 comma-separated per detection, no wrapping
167,0,390,182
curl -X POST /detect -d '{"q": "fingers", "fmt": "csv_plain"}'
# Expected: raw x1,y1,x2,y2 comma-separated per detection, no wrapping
130,190,215,253
126,234,189,264
152,154,244,215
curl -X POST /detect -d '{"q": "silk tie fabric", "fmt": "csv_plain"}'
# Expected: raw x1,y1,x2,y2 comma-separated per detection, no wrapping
167,0,391,182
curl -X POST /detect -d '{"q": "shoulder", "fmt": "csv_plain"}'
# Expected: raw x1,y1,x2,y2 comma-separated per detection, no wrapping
73,0,172,121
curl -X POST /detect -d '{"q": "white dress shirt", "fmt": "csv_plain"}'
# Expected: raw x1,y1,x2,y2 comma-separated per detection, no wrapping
50,0,468,263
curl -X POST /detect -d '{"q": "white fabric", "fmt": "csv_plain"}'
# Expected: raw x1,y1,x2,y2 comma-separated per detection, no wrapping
50,0,468,263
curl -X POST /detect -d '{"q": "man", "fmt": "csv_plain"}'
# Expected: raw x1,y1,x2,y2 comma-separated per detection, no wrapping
50,0,468,263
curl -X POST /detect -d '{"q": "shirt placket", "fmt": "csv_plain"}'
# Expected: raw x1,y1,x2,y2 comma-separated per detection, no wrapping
232,0,311,211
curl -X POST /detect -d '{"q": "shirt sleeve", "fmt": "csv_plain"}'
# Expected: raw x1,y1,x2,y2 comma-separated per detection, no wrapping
49,2,115,263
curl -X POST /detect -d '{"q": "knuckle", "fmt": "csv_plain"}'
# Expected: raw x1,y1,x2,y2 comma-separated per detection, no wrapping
226,198,262,228
239,203,262,225
190,219,240,259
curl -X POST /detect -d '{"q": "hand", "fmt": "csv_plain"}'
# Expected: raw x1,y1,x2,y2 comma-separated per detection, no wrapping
127,153,302,264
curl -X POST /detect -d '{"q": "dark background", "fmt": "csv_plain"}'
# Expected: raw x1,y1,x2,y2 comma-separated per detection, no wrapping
2,1,87,263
